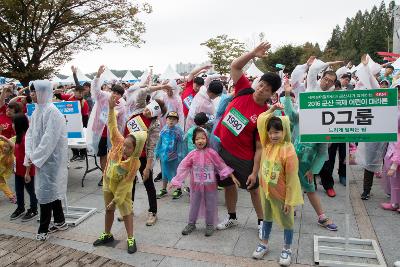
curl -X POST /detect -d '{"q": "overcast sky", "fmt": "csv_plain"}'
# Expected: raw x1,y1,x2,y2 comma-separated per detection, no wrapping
59,0,394,75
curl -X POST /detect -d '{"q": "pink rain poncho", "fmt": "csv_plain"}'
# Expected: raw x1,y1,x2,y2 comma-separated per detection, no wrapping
86,77,126,154
159,80,185,130
171,145,233,225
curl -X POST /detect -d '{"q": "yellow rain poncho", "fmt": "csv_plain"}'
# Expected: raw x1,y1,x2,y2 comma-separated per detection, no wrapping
257,111,303,229
103,107,147,217
0,140,14,199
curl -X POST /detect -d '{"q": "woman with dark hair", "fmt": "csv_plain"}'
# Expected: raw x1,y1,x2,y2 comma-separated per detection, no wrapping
9,113,38,221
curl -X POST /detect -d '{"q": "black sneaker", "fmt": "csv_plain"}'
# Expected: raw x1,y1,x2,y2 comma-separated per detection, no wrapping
48,222,68,233
182,223,196,235
21,209,38,222
154,172,162,182
93,232,114,246
10,208,25,220
361,191,370,200
127,237,137,254
172,189,182,199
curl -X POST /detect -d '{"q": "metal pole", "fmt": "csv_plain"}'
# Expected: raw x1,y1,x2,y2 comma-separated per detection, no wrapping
345,142,350,251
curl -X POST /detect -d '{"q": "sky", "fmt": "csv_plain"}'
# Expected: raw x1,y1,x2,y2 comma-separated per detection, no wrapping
59,0,394,76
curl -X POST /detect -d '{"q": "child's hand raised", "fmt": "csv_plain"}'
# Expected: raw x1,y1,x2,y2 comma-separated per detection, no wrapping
271,103,284,111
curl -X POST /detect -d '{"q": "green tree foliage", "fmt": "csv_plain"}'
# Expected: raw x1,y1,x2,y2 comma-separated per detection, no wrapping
257,44,303,73
0,0,152,85
201,35,246,75
323,1,395,64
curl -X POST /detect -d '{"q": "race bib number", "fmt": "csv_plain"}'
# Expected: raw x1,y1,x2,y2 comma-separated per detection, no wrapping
222,108,249,136
183,95,193,109
262,161,281,186
193,166,215,184
127,116,148,133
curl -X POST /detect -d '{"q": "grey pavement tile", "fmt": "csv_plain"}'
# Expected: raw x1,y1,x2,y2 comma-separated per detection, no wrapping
295,233,315,265
233,227,299,263
299,211,360,238
93,246,164,266
174,225,241,256
135,227,183,248
369,215,400,267
158,256,225,267
70,193,105,211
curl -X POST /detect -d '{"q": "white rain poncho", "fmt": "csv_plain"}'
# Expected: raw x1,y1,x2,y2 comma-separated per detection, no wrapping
159,80,185,130
24,80,68,204
86,77,126,154
306,59,330,92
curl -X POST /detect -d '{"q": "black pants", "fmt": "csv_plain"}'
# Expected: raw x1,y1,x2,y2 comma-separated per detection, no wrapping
363,169,375,193
320,143,346,190
131,157,157,214
15,175,37,211
38,199,65,234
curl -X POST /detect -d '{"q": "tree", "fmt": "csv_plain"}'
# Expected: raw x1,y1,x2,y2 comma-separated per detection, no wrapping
257,44,303,73
0,0,152,85
201,35,246,75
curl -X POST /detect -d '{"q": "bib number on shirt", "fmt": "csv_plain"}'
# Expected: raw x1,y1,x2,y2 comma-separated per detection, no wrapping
193,166,215,184
222,108,249,136
262,161,281,186
183,95,193,109
127,116,148,134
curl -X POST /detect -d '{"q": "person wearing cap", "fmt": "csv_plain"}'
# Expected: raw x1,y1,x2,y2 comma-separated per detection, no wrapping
185,77,223,131
155,111,184,199
124,83,168,226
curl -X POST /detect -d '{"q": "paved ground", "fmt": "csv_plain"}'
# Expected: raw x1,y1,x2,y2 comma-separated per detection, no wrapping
0,156,398,266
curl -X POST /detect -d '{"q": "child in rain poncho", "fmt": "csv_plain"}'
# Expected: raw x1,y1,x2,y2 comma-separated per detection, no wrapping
169,127,238,237
380,104,400,212
25,80,68,241
155,111,184,199
93,96,147,254
0,136,16,203
282,80,337,231
252,104,303,266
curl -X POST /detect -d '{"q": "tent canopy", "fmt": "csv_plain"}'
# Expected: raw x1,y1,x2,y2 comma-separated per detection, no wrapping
62,68,92,84
121,71,138,82
245,62,263,77
159,65,182,80
102,67,119,82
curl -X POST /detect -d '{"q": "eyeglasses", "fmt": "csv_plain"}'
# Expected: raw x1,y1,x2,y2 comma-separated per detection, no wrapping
322,76,335,84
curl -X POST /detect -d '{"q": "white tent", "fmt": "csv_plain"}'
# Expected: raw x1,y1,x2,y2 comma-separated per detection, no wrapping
159,65,182,80
62,69,92,84
50,75,63,83
121,71,138,82
102,67,119,82
246,62,263,77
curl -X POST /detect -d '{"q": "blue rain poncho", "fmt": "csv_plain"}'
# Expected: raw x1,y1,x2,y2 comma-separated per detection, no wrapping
155,125,185,182
24,80,68,204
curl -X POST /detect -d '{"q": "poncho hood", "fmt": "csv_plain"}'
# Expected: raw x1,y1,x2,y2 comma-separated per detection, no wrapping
129,130,147,158
32,80,53,107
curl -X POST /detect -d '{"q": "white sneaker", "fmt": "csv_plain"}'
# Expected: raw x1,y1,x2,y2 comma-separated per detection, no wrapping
216,215,238,230
252,243,269,259
258,221,263,240
279,249,292,266
35,232,48,241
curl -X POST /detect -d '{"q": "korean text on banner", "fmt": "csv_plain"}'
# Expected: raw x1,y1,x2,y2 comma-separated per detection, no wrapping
299,89,398,143
27,101,83,139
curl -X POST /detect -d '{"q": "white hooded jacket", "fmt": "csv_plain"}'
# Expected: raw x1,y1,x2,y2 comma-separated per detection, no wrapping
24,80,68,204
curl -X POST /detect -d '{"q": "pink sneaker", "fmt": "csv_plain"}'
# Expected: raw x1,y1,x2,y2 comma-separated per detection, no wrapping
380,202,398,211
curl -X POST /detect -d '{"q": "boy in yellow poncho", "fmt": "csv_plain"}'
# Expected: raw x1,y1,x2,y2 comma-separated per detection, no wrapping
93,96,147,254
252,103,303,267
0,136,16,203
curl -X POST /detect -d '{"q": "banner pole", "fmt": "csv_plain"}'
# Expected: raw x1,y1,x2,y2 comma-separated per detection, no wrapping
345,142,350,251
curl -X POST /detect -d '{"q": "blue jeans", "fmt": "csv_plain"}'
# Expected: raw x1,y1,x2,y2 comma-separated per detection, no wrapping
262,221,293,246
15,175,37,211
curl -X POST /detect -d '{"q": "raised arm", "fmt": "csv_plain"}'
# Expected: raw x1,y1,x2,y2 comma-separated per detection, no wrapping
231,42,270,84
108,96,124,146
187,64,212,82
71,66,80,87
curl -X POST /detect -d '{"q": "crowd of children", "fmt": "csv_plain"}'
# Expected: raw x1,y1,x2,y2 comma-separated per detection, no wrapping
0,41,399,266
